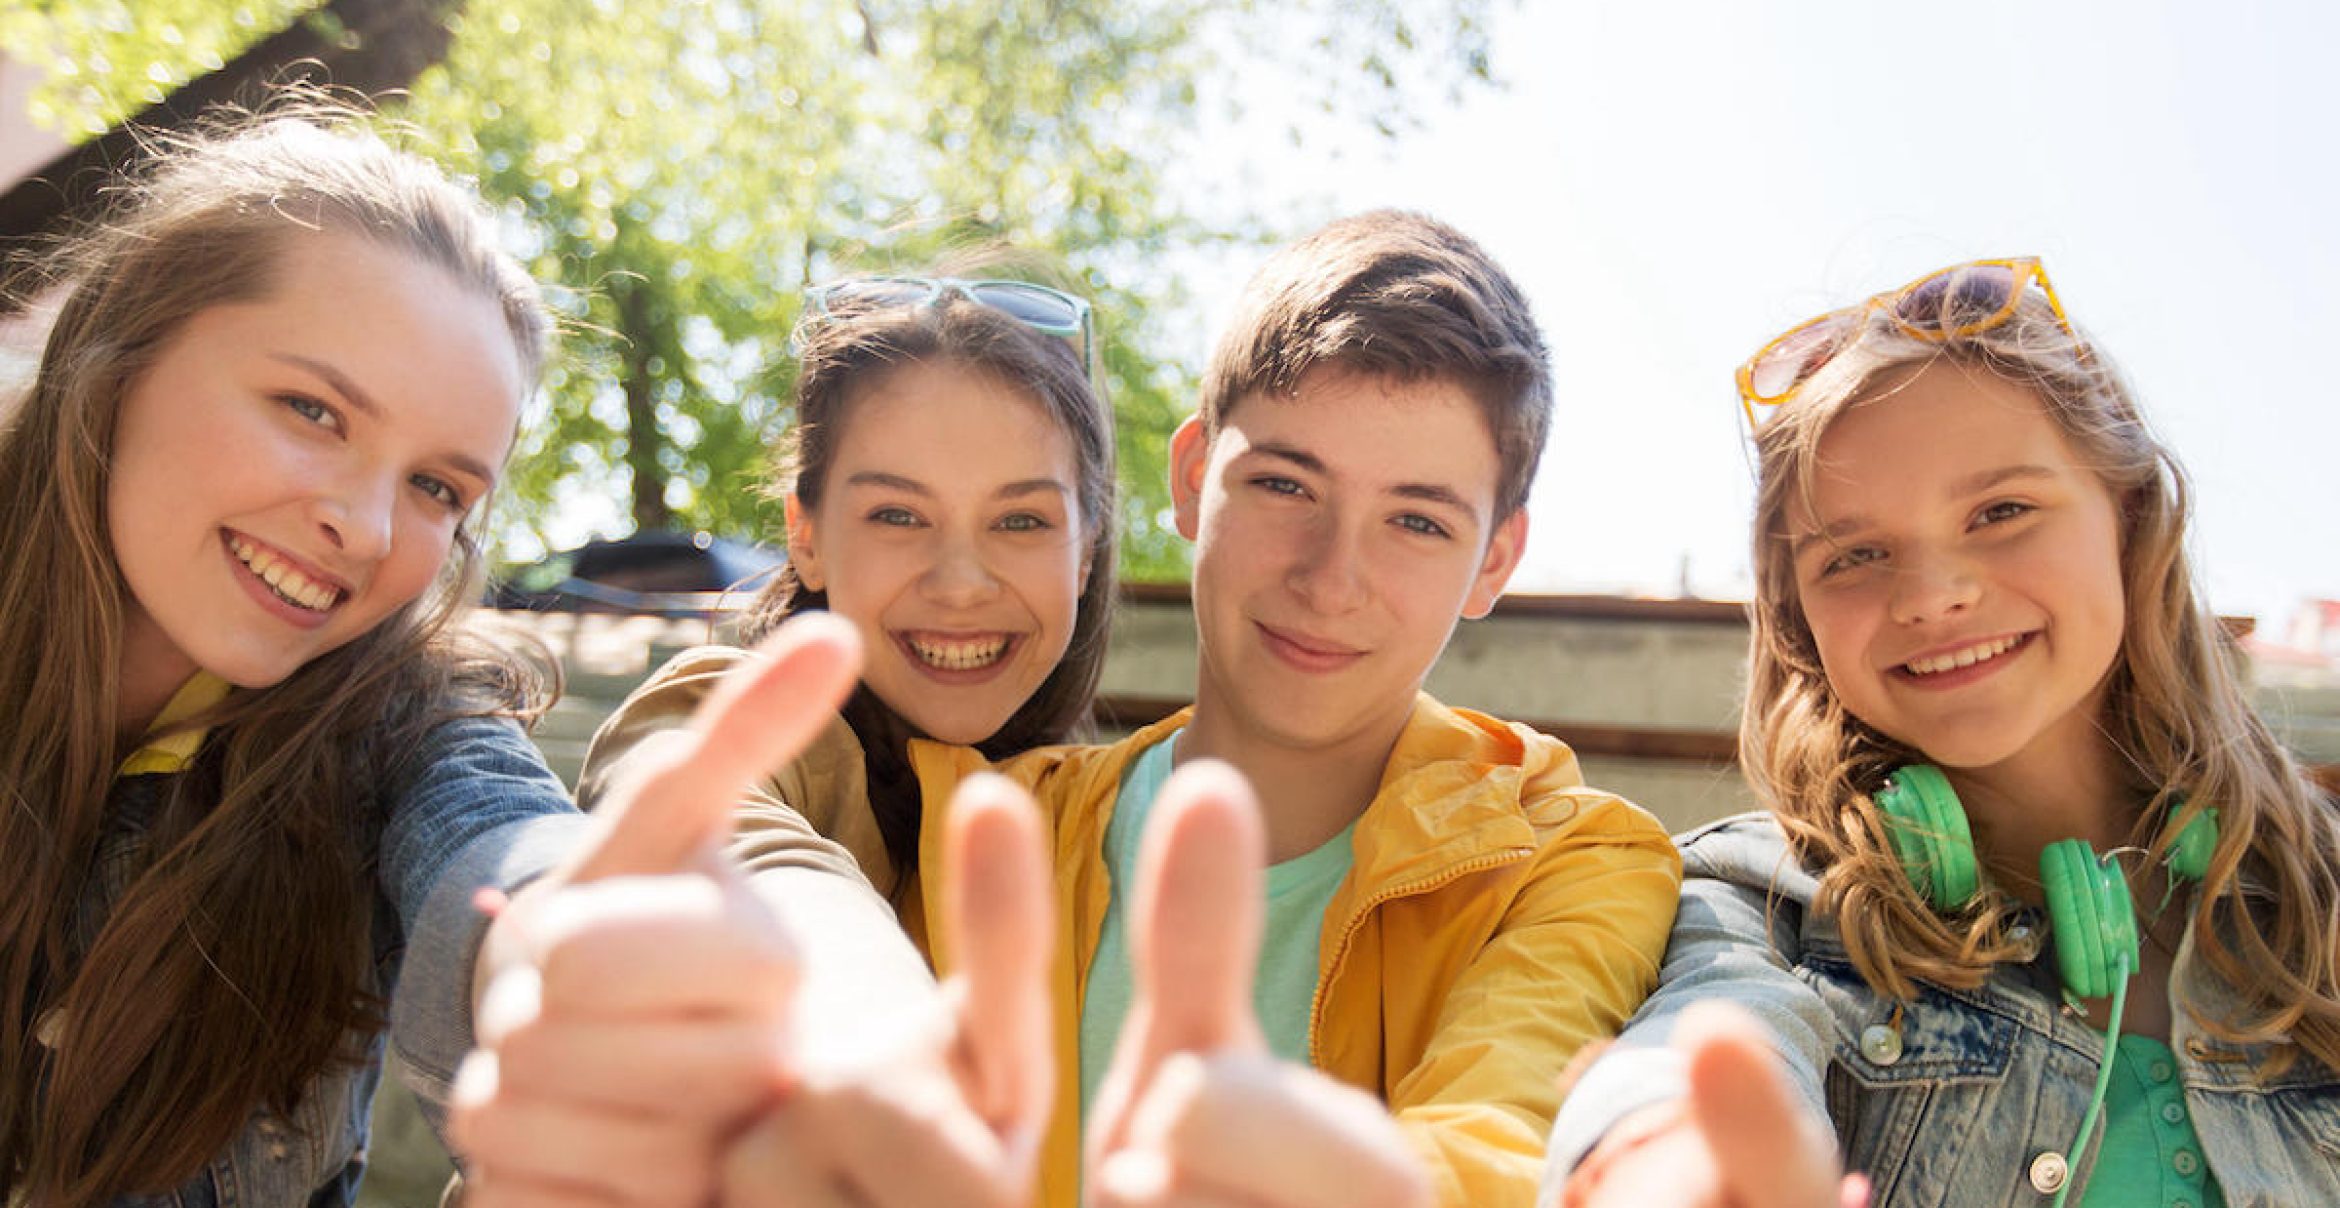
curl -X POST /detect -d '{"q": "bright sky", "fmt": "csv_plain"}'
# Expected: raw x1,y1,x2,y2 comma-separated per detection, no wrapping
1193,0,2338,635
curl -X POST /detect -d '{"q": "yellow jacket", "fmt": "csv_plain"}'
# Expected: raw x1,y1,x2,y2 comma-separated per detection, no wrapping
910,694,1681,1208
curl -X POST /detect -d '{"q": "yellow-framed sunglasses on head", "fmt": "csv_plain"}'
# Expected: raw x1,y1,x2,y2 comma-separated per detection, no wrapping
1736,256,2074,429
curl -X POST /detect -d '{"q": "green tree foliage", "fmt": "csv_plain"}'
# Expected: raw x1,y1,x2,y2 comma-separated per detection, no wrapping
3,0,1502,581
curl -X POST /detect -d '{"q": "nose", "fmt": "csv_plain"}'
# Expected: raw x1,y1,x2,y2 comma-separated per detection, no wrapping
314,474,396,564
1887,547,1980,626
1286,514,1370,615
920,530,1003,609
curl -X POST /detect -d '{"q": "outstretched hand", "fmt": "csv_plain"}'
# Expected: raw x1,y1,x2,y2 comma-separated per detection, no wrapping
450,612,863,1207
1557,1003,1867,1208
717,771,1056,1208
1085,761,1430,1208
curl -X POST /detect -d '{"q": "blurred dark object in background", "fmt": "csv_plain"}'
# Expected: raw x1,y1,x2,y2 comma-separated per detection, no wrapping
489,530,781,617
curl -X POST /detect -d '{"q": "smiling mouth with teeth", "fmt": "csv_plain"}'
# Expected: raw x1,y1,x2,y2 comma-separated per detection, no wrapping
230,535,344,613
904,633,1012,672
1902,633,2027,677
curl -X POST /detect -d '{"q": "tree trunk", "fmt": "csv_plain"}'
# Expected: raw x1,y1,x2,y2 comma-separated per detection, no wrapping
617,279,671,532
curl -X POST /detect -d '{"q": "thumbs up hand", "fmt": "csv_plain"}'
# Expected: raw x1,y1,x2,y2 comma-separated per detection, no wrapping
1554,1003,1867,1208
450,612,863,1208
716,772,1055,1208
1085,762,1431,1208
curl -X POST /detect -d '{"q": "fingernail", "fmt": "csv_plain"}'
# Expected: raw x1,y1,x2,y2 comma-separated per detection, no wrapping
452,1050,500,1108
1123,1052,1209,1151
477,966,543,1046
472,886,511,918
1097,1150,1172,1200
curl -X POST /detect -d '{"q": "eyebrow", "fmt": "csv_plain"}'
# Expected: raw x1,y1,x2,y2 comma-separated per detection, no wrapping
1248,441,1482,521
1788,464,2063,557
270,352,497,486
841,472,1071,500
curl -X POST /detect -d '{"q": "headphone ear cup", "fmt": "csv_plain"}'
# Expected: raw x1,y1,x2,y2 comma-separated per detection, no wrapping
2163,803,2219,883
1876,765,1981,910
2041,840,2140,1000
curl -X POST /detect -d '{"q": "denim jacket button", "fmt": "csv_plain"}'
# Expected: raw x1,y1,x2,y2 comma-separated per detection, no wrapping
1859,1023,1904,1065
2028,1151,2070,1193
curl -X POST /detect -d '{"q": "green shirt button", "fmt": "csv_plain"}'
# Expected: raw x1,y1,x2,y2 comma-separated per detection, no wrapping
2173,1150,2199,1176
2149,1060,2174,1082
2161,1102,2185,1124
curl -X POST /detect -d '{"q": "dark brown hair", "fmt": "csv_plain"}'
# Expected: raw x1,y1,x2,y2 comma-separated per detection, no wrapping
738,285,1117,883
0,105,548,1203
1198,209,1552,518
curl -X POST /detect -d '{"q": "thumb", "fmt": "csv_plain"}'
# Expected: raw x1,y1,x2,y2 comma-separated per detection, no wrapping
1087,759,1268,1164
571,611,862,881
1679,1002,1846,1208
1127,759,1267,1057
946,773,1057,1161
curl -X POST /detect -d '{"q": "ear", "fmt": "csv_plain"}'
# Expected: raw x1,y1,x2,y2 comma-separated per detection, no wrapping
1168,414,1209,542
1461,508,1529,620
784,492,826,592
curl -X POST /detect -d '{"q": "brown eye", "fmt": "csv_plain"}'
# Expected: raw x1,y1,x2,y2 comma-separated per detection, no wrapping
1975,500,2033,527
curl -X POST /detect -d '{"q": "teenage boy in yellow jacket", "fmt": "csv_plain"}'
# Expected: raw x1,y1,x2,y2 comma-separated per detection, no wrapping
452,212,1678,1208
911,211,1680,1208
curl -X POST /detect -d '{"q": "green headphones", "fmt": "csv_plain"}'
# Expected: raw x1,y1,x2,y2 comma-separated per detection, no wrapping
1873,765,2219,1205
1873,764,2218,999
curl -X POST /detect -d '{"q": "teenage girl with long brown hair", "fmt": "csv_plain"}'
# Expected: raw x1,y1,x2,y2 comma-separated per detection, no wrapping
452,273,1120,1205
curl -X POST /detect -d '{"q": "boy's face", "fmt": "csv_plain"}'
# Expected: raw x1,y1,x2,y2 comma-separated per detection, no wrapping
1171,364,1527,759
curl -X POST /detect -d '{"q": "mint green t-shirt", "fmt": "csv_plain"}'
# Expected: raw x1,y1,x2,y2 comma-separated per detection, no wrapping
1076,733,1358,1117
2079,1033,2226,1208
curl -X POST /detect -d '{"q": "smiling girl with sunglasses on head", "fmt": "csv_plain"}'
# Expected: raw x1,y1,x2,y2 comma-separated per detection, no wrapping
452,268,1118,1206
1542,260,2340,1208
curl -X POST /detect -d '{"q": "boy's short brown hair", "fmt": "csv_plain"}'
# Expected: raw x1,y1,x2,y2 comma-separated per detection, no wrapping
1197,210,1552,518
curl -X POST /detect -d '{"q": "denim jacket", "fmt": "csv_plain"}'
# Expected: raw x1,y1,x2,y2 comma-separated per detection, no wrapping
74,714,588,1208
1544,813,2340,1208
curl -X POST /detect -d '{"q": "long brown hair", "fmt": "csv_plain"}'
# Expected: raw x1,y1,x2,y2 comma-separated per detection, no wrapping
738,282,1117,883
0,106,549,1202
1742,267,2340,1070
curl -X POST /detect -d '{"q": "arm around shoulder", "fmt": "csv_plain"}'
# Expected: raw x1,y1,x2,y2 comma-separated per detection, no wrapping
1543,814,1835,1182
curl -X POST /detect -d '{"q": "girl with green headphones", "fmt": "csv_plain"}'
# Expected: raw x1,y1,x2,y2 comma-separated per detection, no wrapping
1543,260,2340,1208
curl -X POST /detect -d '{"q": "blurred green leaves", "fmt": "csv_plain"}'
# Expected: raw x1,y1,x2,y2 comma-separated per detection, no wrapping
4,0,1501,581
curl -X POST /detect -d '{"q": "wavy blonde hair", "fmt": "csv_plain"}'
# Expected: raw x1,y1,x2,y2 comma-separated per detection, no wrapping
1743,267,2340,1070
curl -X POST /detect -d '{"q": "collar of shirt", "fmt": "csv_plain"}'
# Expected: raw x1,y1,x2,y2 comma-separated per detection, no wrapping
117,671,233,777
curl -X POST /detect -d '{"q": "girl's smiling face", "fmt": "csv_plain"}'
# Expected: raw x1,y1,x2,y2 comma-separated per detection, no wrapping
1790,360,2129,777
787,359,1091,745
107,230,524,701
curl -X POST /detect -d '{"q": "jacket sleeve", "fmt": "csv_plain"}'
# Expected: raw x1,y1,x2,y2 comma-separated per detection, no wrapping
1390,793,1682,1208
1537,815,1835,1203
380,713,591,1123
576,645,879,891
